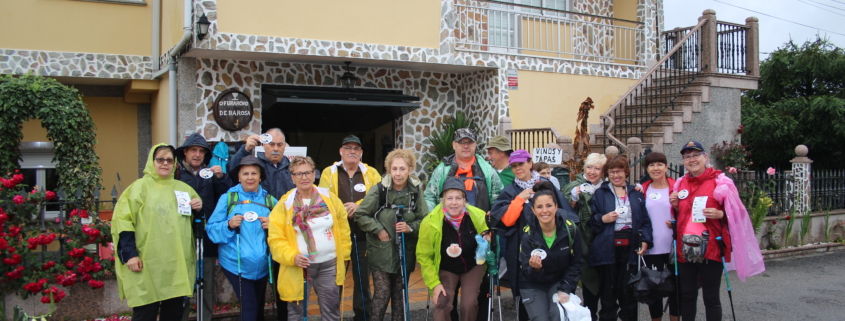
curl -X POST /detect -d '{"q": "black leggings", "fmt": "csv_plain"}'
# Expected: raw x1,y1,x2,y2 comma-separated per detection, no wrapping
132,297,184,321
643,254,679,319
678,260,723,321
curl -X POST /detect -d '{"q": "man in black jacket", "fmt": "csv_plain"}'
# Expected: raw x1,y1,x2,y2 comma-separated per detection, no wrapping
176,133,232,321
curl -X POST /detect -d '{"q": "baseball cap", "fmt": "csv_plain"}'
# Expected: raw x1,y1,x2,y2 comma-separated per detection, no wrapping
487,135,512,152
453,128,476,142
679,141,705,154
341,135,362,147
509,149,532,165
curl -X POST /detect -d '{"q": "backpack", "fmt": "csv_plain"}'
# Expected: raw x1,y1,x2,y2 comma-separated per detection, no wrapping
373,183,419,218
524,219,577,255
226,192,276,215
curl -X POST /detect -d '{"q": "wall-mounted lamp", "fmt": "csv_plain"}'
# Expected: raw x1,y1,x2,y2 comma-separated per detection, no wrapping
340,61,357,90
196,14,211,40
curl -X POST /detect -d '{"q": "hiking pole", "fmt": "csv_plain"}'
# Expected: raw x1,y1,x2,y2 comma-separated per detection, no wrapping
716,236,737,321
484,228,498,321
636,229,643,321
266,237,277,321
671,219,681,321
352,233,368,321
424,288,431,321
195,236,205,321
396,205,411,321
236,225,244,321
303,260,310,321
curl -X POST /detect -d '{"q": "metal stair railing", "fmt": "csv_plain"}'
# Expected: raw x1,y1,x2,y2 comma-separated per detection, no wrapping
598,19,707,152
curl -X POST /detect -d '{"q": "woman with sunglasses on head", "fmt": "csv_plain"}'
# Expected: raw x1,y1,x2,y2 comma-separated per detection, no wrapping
354,149,429,321
112,144,202,321
589,155,653,321
268,156,351,321
518,181,583,321
641,152,679,321
490,149,576,321
670,141,764,321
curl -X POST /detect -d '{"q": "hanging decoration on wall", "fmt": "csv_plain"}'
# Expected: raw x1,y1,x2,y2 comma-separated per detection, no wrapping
213,89,253,131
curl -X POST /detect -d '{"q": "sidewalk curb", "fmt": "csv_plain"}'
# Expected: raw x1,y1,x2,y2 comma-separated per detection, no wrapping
760,242,844,260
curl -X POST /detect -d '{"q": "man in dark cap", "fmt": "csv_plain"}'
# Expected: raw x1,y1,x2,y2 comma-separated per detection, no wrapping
318,135,381,321
176,133,232,321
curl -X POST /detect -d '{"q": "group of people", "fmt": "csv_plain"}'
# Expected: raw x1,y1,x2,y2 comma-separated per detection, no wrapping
111,127,764,321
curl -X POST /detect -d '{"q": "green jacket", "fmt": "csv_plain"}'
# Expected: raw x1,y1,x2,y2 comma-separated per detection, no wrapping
353,174,429,274
561,173,600,294
497,166,515,187
416,204,489,291
423,154,503,212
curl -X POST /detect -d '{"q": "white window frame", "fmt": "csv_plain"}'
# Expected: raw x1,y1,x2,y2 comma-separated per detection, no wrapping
487,0,573,53
19,142,60,221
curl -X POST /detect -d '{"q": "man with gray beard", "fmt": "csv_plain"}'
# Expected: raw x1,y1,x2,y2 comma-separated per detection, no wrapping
227,127,295,321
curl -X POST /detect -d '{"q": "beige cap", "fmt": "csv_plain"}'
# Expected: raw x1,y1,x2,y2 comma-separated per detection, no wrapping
486,135,512,152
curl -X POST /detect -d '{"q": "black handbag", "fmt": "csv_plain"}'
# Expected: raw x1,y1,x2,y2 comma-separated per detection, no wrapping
628,257,675,304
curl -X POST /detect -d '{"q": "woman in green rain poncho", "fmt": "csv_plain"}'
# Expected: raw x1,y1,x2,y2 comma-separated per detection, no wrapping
112,144,202,321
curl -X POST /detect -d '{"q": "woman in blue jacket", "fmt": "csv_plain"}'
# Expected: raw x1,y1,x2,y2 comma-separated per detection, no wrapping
589,155,653,321
207,155,277,321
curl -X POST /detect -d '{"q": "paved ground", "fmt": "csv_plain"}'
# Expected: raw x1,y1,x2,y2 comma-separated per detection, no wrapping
245,250,845,320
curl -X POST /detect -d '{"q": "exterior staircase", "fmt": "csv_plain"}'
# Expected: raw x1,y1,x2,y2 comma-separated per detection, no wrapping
591,10,759,154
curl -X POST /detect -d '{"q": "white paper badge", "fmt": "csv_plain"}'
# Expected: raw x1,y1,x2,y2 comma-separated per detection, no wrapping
531,249,547,260
175,191,191,215
259,134,272,144
691,196,708,223
199,168,213,179
678,189,690,199
353,183,367,193
446,243,462,258
649,192,661,200
616,206,628,216
580,183,593,194
244,211,258,222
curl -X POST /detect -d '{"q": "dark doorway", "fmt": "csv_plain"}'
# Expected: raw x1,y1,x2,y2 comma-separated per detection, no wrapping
261,85,420,173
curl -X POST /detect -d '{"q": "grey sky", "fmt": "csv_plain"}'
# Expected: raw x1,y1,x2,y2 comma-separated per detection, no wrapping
664,0,843,59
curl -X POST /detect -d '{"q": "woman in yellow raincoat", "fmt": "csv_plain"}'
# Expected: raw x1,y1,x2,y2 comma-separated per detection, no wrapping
112,144,201,321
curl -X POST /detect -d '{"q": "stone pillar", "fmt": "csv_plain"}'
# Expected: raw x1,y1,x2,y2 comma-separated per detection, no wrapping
498,116,512,136
605,145,619,158
556,135,574,165
626,137,643,184
790,145,812,215
745,16,760,76
700,9,718,73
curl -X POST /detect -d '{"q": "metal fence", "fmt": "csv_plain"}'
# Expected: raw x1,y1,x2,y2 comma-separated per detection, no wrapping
2,186,118,267
716,21,749,74
731,170,794,216
811,169,845,212
455,4,644,64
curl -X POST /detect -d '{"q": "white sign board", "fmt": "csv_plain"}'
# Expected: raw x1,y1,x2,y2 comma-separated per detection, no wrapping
255,146,308,161
532,148,562,165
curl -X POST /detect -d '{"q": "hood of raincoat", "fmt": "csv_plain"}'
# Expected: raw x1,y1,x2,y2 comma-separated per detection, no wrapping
146,144,177,180
176,133,213,166
111,143,199,307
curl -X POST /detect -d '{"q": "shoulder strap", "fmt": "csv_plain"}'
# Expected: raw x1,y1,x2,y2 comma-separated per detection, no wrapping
265,194,276,209
227,192,238,215
565,219,575,254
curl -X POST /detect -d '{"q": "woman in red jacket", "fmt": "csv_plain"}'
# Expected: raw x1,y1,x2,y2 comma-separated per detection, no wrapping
669,141,731,321
641,152,678,321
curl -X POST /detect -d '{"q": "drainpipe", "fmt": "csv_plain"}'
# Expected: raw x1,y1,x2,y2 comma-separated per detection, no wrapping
165,0,194,146
152,0,160,71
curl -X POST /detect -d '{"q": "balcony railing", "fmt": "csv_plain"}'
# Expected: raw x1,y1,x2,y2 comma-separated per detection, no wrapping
455,4,645,65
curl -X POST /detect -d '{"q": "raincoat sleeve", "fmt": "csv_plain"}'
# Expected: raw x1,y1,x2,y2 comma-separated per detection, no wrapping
267,198,299,267
589,193,610,235
206,193,235,244
212,173,232,197
317,165,334,191
416,213,441,290
519,229,543,280
329,193,352,261
112,185,142,263
714,174,765,281
424,163,447,211
362,166,382,205
487,167,504,205
353,186,387,235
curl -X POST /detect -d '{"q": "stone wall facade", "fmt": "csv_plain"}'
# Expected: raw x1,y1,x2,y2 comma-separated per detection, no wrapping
0,49,151,79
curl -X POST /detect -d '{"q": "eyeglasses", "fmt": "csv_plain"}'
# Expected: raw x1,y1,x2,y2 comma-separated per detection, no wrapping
607,169,626,176
342,146,362,151
291,170,315,178
456,140,475,147
683,153,704,160
265,142,285,148
154,158,175,165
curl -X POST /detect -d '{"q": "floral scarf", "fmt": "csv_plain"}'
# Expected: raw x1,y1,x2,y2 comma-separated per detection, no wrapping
292,189,330,259
514,171,541,190
443,207,467,231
